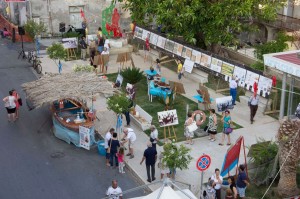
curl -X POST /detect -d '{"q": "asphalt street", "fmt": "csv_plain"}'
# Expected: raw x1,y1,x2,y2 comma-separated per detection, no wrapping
0,38,144,199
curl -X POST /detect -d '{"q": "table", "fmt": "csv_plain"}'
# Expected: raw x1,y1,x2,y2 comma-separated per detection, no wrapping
144,69,158,76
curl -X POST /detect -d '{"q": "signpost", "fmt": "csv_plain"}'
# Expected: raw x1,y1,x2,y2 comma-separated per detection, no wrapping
196,154,211,199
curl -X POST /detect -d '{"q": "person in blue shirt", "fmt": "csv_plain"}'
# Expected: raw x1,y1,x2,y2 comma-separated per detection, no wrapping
236,164,250,199
219,110,232,146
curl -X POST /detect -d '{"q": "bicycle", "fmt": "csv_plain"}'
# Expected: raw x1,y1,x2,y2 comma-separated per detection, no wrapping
32,54,42,74
27,50,35,63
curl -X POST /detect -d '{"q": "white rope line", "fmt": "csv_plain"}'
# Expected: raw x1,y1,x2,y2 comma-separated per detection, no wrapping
261,126,300,199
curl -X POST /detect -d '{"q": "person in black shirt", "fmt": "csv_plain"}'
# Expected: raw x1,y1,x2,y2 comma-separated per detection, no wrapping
79,36,87,60
108,133,120,167
140,142,157,183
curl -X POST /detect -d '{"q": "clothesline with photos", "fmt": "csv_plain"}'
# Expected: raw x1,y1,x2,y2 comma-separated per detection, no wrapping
134,26,273,98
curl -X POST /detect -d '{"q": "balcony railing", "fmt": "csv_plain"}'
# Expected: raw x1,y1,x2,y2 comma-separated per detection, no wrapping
258,14,300,31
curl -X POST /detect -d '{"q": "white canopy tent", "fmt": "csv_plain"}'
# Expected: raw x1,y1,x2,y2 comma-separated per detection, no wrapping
263,50,300,119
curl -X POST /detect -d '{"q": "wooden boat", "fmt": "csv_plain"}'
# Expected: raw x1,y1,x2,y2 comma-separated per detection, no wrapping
51,98,94,132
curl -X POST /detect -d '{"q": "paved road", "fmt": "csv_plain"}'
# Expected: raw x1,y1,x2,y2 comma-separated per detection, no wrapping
0,38,144,199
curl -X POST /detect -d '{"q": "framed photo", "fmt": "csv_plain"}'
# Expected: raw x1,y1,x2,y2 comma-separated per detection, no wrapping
62,37,78,49
216,96,234,112
210,58,223,73
200,53,212,68
157,109,179,127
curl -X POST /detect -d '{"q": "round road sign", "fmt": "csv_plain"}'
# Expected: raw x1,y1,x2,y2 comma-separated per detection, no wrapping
196,154,211,171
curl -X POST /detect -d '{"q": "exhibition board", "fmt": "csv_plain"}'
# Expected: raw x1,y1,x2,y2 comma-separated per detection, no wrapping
134,26,272,97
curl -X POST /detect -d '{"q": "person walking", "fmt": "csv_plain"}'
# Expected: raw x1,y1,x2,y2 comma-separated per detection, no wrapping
176,59,184,80
108,132,120,168
116,147,125,173
248,92,259,124
144,33,150,62
207,109,217,142
236,164,249,199
211,168,223,199
140,142,157,183
229,76,238,105
121,128,136,159
105,128,114,166
155,59,161,75
101,47,110,73
228,176,238,199
106,180,123,199
149,125,158,150
79,36,87,60
3,90,17,122
11,89,21,119
219,110,232,146
184,112,195,145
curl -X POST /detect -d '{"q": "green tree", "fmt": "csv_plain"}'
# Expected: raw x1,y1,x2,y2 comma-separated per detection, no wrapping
117,0,285,52
46,43,66,66
24,19,47,40
254,31,291,60
162,142,192,179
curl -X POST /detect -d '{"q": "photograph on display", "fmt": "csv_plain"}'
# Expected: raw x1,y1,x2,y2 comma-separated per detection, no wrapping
216,96,234,112
295,103,300,119
135,27,143,38
86,34,97,45
185,47,192,59
191,50,202,64
258,76,272,98
150,33,159,45
157,36,166,49
244,70,260,91
184,59,195,73
221,62,235,77
164,39,175,52
79,126,90,150
62,37,78,49
173,43,184,56
142,30,150,41
233,66,247,87
157,109,179,127
134,26,140,37
200,53,212,68
210,58,223,73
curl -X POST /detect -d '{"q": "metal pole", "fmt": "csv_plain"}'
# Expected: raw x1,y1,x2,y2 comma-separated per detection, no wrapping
186,104,189,120
200,171,204,199
287,77,294,118
279,73,287,119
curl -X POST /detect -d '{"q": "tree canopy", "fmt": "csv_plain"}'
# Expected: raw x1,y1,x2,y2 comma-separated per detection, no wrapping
117,0,285,50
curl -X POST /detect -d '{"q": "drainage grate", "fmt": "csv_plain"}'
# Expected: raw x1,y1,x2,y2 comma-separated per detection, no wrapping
50,152,65,159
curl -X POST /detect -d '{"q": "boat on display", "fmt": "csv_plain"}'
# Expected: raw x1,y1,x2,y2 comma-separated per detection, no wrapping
51,98,94,132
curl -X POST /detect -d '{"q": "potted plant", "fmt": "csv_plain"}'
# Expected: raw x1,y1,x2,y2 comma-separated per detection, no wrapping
120,67,143,85
162,142,192,179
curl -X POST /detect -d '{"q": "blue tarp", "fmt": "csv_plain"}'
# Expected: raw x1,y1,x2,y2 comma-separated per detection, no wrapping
52,117,96,148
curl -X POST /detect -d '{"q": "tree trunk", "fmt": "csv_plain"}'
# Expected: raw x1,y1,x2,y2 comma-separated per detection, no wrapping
276,118,300,197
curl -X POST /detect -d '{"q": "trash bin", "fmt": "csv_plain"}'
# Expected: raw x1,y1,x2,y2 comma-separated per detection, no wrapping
97,140,106,156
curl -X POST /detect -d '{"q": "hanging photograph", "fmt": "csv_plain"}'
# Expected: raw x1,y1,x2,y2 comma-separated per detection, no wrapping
200,53,212,68
157,36,166,49
142,30,150,41
134,26,140,37
221,62,235,78
62,37,78,49
164,39,175,52
135,27,143,38
244,70,260,91
191,50,202,64
258,76,272,98
233,66,247,87
157,109,179,127
86,34,97,45
183,59,195,73
210,58,223,73
184,47,193,59
173,43,184,56
150,33,159,45
216,96,234,112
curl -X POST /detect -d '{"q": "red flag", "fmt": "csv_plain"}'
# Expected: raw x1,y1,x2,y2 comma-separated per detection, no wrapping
80,9,85,19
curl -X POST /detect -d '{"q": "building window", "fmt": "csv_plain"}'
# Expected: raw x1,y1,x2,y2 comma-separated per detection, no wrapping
69,6,84,29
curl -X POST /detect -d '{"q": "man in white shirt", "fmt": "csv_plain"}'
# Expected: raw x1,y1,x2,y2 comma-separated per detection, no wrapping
248,91,259,124
105,128,114,166
106,180,123,199
229,76,238,105
121,128,136,159
211,168,223,199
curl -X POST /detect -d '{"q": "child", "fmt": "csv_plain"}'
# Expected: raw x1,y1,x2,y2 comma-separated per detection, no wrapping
116,147,125,173
156,59,161,75
203,178,216,199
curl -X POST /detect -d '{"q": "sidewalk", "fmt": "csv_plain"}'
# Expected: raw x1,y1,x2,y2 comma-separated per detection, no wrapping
37,42,280,197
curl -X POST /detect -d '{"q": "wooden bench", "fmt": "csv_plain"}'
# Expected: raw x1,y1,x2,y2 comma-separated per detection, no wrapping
130,105,152,131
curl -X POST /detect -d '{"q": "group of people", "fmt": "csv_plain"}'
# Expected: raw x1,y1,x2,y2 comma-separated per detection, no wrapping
205,165,249,199
3,89,21,122
184,109,234,146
